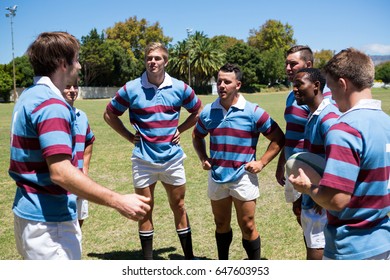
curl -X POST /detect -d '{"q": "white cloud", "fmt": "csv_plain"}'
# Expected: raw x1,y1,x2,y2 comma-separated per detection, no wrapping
361,44,390,55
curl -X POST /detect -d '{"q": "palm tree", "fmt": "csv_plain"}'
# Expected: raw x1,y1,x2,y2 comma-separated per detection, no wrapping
168,31,225,90
190,33,225,87
167,41,189,82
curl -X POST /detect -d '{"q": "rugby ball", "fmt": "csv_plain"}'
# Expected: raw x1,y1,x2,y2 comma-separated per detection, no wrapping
286,152,326,185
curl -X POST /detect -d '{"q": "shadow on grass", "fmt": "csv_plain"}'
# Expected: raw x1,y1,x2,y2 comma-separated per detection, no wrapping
87,246,211,260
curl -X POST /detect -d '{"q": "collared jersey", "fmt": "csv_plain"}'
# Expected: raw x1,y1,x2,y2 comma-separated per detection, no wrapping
301,98,340,209
9,77,78,222
74,108,95,170
284,90,310,160
320,99,390,259
194,94,279,183
106,72,202,164
284,87,335,160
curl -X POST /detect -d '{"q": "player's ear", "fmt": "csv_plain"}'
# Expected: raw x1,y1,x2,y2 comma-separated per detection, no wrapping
236,80,242,90
338,78,348,92
58,58,67,71
314,81,321,94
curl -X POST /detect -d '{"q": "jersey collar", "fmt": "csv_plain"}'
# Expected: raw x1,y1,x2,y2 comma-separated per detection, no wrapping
141,72,173,90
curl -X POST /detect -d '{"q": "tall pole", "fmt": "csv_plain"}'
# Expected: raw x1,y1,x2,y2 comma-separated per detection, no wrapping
6,5,18,103
186,28,192,87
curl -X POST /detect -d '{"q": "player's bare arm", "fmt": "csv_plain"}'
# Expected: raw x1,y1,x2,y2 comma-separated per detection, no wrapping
47,154,151,221
103,109,137,144
192,131,212,170
172,105,203,145
275,148,286,186
177,105,203,134
289,168,351,211
82,143,93,175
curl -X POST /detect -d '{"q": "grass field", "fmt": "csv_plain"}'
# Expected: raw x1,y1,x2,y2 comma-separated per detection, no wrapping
1,88,389,260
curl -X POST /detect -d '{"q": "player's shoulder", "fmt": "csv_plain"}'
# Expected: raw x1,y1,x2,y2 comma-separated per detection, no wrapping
200,102,213,115
171,78,194,95
23,85,68,114
245,100,267,117
124,77,142,91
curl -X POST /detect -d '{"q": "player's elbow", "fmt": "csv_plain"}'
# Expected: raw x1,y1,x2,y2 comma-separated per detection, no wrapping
103,109,110,124
323,191,351,211
103,109,117,126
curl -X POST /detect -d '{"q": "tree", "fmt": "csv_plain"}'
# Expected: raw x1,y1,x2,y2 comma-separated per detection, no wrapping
80,29,137,86
246,19,295,88
190,31,225,87
375,61,390,84
2,55,33,89
168,31,225,91
0,68,13,102
259,48,286,86
167,40,189,82
79,29,107,86
210,35,244,52
101,39,138,86
314,49,335,69
225,42,263,91
248,19,296,53
106,16,172,75
13,55,34,88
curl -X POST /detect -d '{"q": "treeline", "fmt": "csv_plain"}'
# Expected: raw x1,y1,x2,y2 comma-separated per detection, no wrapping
1,17,389,102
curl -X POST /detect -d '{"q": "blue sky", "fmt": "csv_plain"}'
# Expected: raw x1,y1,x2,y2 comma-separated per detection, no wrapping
1,0,389,64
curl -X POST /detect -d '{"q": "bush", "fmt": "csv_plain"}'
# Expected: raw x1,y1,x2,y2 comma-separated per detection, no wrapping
0,69,12,103
240,84,262,93
192,85,212,95
0,90,11,103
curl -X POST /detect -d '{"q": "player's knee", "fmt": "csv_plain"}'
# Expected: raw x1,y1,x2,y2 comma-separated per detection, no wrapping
239,217,256,235
214,218,230,232
170,200,186,214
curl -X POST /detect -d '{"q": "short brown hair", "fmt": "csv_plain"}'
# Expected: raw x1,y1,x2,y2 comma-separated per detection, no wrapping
144,42,169,62
323,48,374,90
27,32,80,77
286,45,313,64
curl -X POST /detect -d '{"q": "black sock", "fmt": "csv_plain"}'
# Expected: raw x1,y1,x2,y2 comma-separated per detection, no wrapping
215,230,233,260
139,230,154,260
177,227,194,260
242,236,261,260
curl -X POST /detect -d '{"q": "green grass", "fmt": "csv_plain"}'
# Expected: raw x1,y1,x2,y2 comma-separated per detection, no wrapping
1,88,389,260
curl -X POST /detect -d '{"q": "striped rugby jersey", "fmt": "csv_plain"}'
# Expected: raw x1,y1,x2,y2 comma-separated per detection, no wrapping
194,94,280,184
9,77,78,222
284,90,310,160
74,108,95,170
301,98,340,210
284,85,334,161
107,72,202,164
320,99,390,259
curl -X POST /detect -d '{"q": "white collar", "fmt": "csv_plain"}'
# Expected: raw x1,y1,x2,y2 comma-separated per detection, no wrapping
141,72,172,89
308,98,331,121
340,99,381,118
211,93,246,110
33,76,64,101
348,99,381,111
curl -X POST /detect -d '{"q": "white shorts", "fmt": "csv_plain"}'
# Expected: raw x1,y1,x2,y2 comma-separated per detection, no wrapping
13,214,82,260
284,171,301,203
208,171,260,201
77,197,89,220
301,208,327,248
132,156,186,188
